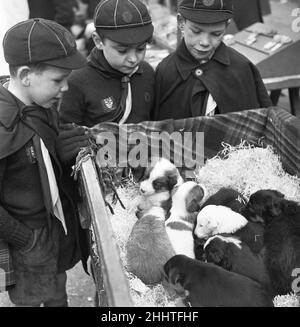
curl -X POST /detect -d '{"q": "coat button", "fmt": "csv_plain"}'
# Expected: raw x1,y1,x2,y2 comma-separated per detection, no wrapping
195,68,203,77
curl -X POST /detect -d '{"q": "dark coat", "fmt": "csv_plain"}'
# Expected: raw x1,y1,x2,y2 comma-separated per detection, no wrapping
152,40,272,121
59,48,155,127
0,83,88,275
28,0,76,30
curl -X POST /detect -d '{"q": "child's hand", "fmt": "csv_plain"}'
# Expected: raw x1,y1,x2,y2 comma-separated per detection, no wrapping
56,123,90,164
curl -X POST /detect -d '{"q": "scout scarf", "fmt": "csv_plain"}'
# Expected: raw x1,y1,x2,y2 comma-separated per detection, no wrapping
88,48,140,123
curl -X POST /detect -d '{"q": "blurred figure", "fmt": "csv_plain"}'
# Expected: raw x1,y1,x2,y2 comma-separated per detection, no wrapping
27,0,77,31
233,0,266,31
0,0,29,75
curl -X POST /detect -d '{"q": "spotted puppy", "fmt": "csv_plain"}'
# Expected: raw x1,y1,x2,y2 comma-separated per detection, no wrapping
166,181,206,259
136,157,184,218
164,254,274,307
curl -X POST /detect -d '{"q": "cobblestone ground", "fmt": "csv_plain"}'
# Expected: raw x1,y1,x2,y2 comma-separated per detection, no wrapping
0,262,95,307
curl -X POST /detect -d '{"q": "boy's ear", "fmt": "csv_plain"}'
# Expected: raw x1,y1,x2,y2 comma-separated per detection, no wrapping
92,31,104,50
17,66,31,86
177,13,185,31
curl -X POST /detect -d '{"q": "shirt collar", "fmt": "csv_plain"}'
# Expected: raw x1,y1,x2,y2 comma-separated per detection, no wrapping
175,39,231,80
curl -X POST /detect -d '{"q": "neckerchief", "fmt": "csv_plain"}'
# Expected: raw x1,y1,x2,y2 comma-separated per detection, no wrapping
88,48,140,123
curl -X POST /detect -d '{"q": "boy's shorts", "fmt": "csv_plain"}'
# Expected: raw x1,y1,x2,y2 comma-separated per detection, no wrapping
8,219,68,306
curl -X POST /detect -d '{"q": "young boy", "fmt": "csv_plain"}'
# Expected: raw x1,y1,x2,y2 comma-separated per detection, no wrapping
152,0,273,120
59,0,155,127
0,18,90,306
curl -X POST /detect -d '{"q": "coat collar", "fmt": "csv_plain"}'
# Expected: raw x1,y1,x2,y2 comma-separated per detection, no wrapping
0,84,25,129
175,39,231,81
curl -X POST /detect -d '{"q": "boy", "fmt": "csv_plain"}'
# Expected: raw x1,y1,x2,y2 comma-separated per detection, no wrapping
0,18,90,306
152,0,273,120
59,0,155,127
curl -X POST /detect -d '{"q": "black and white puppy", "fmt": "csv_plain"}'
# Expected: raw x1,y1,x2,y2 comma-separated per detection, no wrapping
164,254,274,307
201,187,247,213
136,157,184,218
165,181,206,258
242,189,300,295
203,235,273,293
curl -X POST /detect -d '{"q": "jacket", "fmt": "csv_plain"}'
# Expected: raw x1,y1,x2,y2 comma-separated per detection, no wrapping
0,83,88,288
152,39,272,121
59,47,155,127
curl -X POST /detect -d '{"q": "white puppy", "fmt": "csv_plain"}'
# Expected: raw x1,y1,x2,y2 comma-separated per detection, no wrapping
194,205,248,240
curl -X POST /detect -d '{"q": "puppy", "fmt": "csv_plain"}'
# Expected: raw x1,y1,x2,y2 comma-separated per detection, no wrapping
136,157,184,218
204,235,273,293
194,205,265,257
242,189,300,295
194,205,248,240
201,187,247,213
164,254,274,307
242,189,286,224
165,181,206,259
125,206,175,285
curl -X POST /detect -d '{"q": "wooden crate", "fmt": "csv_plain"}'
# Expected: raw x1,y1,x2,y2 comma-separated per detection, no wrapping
78,107,300,306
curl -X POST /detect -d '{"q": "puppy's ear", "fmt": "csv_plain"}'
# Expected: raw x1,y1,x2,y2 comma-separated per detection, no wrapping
132,166,146,182
205,243,224,265
272,190,285,199
167,267,184,288
187,185,206,212
186,199,201,213
167,174,179,191
266,195,283,218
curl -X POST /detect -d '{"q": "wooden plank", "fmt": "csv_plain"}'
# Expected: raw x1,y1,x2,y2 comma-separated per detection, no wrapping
80,158,133,307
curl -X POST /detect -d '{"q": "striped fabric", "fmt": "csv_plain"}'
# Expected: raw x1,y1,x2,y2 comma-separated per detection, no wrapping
0,240,15,292
89,107,300,177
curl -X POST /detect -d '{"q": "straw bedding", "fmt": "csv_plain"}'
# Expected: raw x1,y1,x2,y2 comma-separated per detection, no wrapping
104,142,300,307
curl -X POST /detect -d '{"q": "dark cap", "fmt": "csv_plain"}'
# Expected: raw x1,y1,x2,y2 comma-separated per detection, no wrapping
178,0,234,24
94,0,154,45
3,18,86,69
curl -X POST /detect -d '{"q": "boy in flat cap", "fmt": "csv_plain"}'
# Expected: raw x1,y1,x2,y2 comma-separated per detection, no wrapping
152,0,272,120
0,18,90,306
59,0,155,127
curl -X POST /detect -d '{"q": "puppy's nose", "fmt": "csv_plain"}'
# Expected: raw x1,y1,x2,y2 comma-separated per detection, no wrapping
140,188,146,194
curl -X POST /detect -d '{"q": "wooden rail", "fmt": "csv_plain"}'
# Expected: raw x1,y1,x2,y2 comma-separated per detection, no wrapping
79,158,133,307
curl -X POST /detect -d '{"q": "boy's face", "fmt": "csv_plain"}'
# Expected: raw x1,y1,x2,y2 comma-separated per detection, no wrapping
26,66,72,108
93,33,146,75
179,17,227,62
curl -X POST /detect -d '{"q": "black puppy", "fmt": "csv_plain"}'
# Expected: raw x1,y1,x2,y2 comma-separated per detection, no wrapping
243,189,300,295
204,235,273,294
201,187,247,213
242,189,286,224
164,254,273,307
